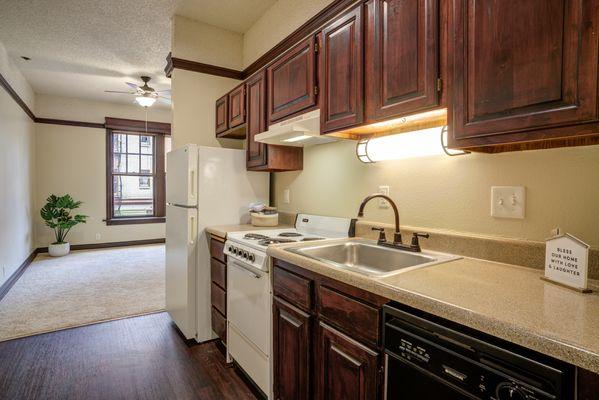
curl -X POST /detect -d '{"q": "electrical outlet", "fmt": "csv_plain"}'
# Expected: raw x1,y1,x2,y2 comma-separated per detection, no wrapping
491,186,525,219
378,186,390,209
283,189,290,204
95,233,102,241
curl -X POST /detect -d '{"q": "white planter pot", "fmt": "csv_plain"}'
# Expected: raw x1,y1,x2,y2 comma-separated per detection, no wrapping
49,242,70,257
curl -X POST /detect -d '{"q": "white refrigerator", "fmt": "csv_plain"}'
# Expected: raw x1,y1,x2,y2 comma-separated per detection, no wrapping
165,144,269,342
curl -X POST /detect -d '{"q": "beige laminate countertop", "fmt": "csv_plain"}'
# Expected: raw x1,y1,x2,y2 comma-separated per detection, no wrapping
267,237,599,374
206,224,293,239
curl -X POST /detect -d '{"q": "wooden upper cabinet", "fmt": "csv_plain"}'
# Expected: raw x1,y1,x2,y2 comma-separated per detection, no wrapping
320,4,364,133
246,69,304,172
215,94,228,135
267,36,318,124
365,0,440,122
228,84,246,128
449,0,599,149
246,70,268,169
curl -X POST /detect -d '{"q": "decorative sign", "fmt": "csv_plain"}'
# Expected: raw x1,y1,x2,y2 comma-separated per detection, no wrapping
544,230,590,292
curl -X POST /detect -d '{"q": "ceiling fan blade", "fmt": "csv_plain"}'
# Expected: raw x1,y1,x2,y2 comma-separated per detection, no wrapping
158,97,172,105
104,90,136,94
156,89,171,94
126,82,140,90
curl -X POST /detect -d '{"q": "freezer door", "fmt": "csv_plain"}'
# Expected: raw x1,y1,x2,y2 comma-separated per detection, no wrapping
165,204,198,340
166,144,199,207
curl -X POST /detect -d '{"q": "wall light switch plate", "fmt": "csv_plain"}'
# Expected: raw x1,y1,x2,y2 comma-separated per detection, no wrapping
378,186,390,208
95,233,101,241
491,186,525,219
283,189,290,204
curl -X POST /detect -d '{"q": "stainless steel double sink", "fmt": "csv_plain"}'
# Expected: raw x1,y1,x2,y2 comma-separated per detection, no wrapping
285,238,460,278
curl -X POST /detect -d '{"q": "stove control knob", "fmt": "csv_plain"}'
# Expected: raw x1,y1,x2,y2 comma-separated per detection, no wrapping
233,247,239,256
248,254,255,262
242,251,249,258
496,383,527,400
228,246,233,253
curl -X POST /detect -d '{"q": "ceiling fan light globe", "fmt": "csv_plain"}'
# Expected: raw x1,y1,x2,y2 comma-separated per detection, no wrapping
135,95,156,107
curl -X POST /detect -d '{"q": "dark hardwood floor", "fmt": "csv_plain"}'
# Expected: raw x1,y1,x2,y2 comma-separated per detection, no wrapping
0,312,259,400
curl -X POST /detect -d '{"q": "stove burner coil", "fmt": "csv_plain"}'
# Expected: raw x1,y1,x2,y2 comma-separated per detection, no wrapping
244,233,270,240
278,232,303,237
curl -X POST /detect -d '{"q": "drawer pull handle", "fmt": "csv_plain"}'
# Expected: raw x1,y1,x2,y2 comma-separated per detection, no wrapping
442,365,467,382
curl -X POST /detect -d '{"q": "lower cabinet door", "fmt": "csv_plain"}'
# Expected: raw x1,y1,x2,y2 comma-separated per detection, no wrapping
273,297,311,400
316,322,379,400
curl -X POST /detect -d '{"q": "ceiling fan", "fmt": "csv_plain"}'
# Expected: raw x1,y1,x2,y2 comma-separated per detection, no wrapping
105,76,170,107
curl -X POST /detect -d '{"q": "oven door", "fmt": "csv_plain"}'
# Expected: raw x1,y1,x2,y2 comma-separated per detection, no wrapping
227,259,270,354
385,354,478,400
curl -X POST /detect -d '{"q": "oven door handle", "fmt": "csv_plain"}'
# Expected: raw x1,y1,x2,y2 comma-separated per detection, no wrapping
231,261,262,279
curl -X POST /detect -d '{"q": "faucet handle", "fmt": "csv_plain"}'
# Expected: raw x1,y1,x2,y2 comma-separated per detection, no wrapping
410,232,429,251
371,227,386,243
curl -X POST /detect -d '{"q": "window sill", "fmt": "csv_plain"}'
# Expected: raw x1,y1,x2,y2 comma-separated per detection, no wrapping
105,217,166,226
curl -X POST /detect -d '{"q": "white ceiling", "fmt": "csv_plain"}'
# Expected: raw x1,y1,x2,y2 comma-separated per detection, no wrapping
0,0,275,109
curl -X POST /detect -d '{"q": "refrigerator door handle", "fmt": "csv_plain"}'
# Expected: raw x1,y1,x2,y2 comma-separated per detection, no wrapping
188,215,196,244
189,168,197,203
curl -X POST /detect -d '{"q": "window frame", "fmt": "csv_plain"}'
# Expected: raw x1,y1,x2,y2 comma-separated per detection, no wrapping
105,117,171,225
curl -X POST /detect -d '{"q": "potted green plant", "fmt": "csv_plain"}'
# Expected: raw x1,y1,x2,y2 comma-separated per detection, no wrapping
40,194,87,257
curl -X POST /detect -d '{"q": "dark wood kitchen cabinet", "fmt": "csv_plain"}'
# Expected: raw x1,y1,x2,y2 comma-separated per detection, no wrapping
227,83,245,129
209,235,227,344
272,259,387,400
320,4,364,133
449,0,599,152
246,69,303,172
267,36,318,124
272,297,312,400
365,0,440,122
316,322,379,400
215,86,245,139
215,95,228,135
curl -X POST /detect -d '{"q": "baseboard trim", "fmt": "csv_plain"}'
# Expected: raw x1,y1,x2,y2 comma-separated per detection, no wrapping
36,238,165,253
0,249,38,302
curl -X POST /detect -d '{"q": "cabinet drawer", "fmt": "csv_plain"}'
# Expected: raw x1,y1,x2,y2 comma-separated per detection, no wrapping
273,265,313,311
210,258,226,289
211,282,226,315
318,285,380,347
209,238,226,263
211,306,226,343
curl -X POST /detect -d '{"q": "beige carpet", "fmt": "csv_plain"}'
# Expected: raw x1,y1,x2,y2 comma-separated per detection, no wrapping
0,244,165,342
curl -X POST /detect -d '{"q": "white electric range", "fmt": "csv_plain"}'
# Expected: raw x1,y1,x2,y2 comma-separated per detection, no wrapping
223,214,353,398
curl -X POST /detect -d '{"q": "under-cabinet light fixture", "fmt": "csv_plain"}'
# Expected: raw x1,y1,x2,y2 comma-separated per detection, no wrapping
283,134,312,143
356,126,468,163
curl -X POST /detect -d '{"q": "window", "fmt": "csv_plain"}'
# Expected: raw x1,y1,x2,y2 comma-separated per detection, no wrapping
105,117,171,225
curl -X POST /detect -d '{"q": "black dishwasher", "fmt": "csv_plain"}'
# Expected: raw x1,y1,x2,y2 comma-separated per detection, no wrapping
383,303,574,400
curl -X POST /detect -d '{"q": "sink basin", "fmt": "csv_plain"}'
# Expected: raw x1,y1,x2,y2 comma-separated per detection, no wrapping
285,239,460,277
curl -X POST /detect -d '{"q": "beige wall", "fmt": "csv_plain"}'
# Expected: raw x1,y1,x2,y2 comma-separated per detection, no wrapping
34,94,172,247
172,15,243,70
243,0,334,67
274,140,599,247
0,42,36,285
171,16,245,150
171,69,244,149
